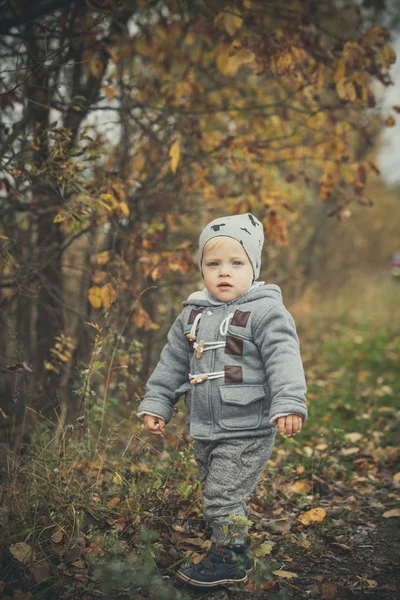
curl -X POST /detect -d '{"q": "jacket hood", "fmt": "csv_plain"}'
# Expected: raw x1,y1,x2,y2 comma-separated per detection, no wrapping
182,283,282,307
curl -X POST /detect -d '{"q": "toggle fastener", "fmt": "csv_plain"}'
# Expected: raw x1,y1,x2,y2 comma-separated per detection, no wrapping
190,374,209,384
195,340,205,359
186,333,197,341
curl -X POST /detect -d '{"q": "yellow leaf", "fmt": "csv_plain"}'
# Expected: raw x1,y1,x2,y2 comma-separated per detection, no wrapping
336,77,357,102
298,507,326,526
273,570,298,579
288,481,311,494
385,115,395,127
216,45,231,74
224,13,243,36
383,508,400,518
10,542,35,563
254,543,273,557
101,283,117,309
119,201,130,217
169,140,180,173
88,286,103,309
334,58,346,83
228,49,255,74
44,361,59,373
96,251,110,265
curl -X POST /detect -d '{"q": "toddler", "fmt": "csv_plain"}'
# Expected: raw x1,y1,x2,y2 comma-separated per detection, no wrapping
137,213,307,588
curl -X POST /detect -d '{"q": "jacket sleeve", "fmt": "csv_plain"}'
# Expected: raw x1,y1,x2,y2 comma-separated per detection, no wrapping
137,310,190,424
253,304,307,422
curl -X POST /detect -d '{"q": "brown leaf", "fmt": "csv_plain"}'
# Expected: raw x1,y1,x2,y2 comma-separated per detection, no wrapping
30,562,50,584
385,115,395,127
6,362,33,373
107,496,121,508
51,527,63,544
322,581,337,599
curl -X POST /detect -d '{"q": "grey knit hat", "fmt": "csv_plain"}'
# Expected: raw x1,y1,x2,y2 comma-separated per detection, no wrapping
198,213,264,280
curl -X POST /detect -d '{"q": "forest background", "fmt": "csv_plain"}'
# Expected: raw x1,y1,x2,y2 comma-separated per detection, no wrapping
0,1,399,599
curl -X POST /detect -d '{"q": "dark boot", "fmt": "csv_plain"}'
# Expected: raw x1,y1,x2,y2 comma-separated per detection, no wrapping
176,542,255,588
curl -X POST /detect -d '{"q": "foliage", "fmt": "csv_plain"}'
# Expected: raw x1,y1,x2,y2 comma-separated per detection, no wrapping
0,0,397,426
1,286,399,597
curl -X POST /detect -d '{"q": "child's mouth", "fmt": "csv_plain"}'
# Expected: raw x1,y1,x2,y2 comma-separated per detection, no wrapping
218,283,232,288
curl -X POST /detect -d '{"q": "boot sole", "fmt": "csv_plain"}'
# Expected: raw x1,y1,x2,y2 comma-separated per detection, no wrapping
175,570,248,588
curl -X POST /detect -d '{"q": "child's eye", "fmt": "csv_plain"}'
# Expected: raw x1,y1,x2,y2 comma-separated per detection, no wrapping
207,261,219,267
233,261,244,266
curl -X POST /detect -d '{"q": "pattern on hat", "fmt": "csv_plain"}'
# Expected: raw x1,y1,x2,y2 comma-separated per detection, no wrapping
198,213,264,279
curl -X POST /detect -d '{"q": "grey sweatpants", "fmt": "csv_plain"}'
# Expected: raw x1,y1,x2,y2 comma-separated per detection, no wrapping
194,433,276,546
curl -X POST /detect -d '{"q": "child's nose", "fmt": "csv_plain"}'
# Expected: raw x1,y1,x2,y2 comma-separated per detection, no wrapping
219,265,231,276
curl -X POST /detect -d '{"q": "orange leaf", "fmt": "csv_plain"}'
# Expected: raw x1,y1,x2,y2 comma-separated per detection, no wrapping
101,283,116,309
96,251,110,265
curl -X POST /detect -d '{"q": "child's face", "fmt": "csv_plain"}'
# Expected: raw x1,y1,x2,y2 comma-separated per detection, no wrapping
202,237,254,302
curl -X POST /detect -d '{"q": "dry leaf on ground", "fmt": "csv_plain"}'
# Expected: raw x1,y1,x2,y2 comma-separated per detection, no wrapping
299,507,326,526
9,542,35,563
273,569,298,579
382,508,400,518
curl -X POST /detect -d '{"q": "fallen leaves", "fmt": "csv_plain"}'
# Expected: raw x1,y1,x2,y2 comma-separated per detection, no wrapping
382,508,400,518
299,507,327,526
253,542,273,557
273,569,298,579
9,542,35,563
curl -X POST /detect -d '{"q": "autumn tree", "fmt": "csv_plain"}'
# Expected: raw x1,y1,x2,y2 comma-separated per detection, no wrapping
0,0,395,441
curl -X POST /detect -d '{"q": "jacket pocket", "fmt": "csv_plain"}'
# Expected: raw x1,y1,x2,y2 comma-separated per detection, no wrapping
219,384,264,430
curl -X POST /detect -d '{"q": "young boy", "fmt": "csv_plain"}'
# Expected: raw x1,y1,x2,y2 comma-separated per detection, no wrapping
137,213,307,588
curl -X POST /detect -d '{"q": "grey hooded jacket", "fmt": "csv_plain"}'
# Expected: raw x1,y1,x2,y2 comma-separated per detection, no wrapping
137,284,307,441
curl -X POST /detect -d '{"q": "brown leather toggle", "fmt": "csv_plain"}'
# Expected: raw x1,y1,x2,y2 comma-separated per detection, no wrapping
195,340,205,359
190,374,209,384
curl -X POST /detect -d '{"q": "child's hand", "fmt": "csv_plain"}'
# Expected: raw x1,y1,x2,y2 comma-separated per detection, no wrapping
143,414,166,436
276,414,302,437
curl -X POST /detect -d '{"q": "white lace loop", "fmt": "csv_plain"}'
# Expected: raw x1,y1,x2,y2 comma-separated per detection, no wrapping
186,312,202,341
189,371,225,384
187,311,234,356
220,313,234,336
